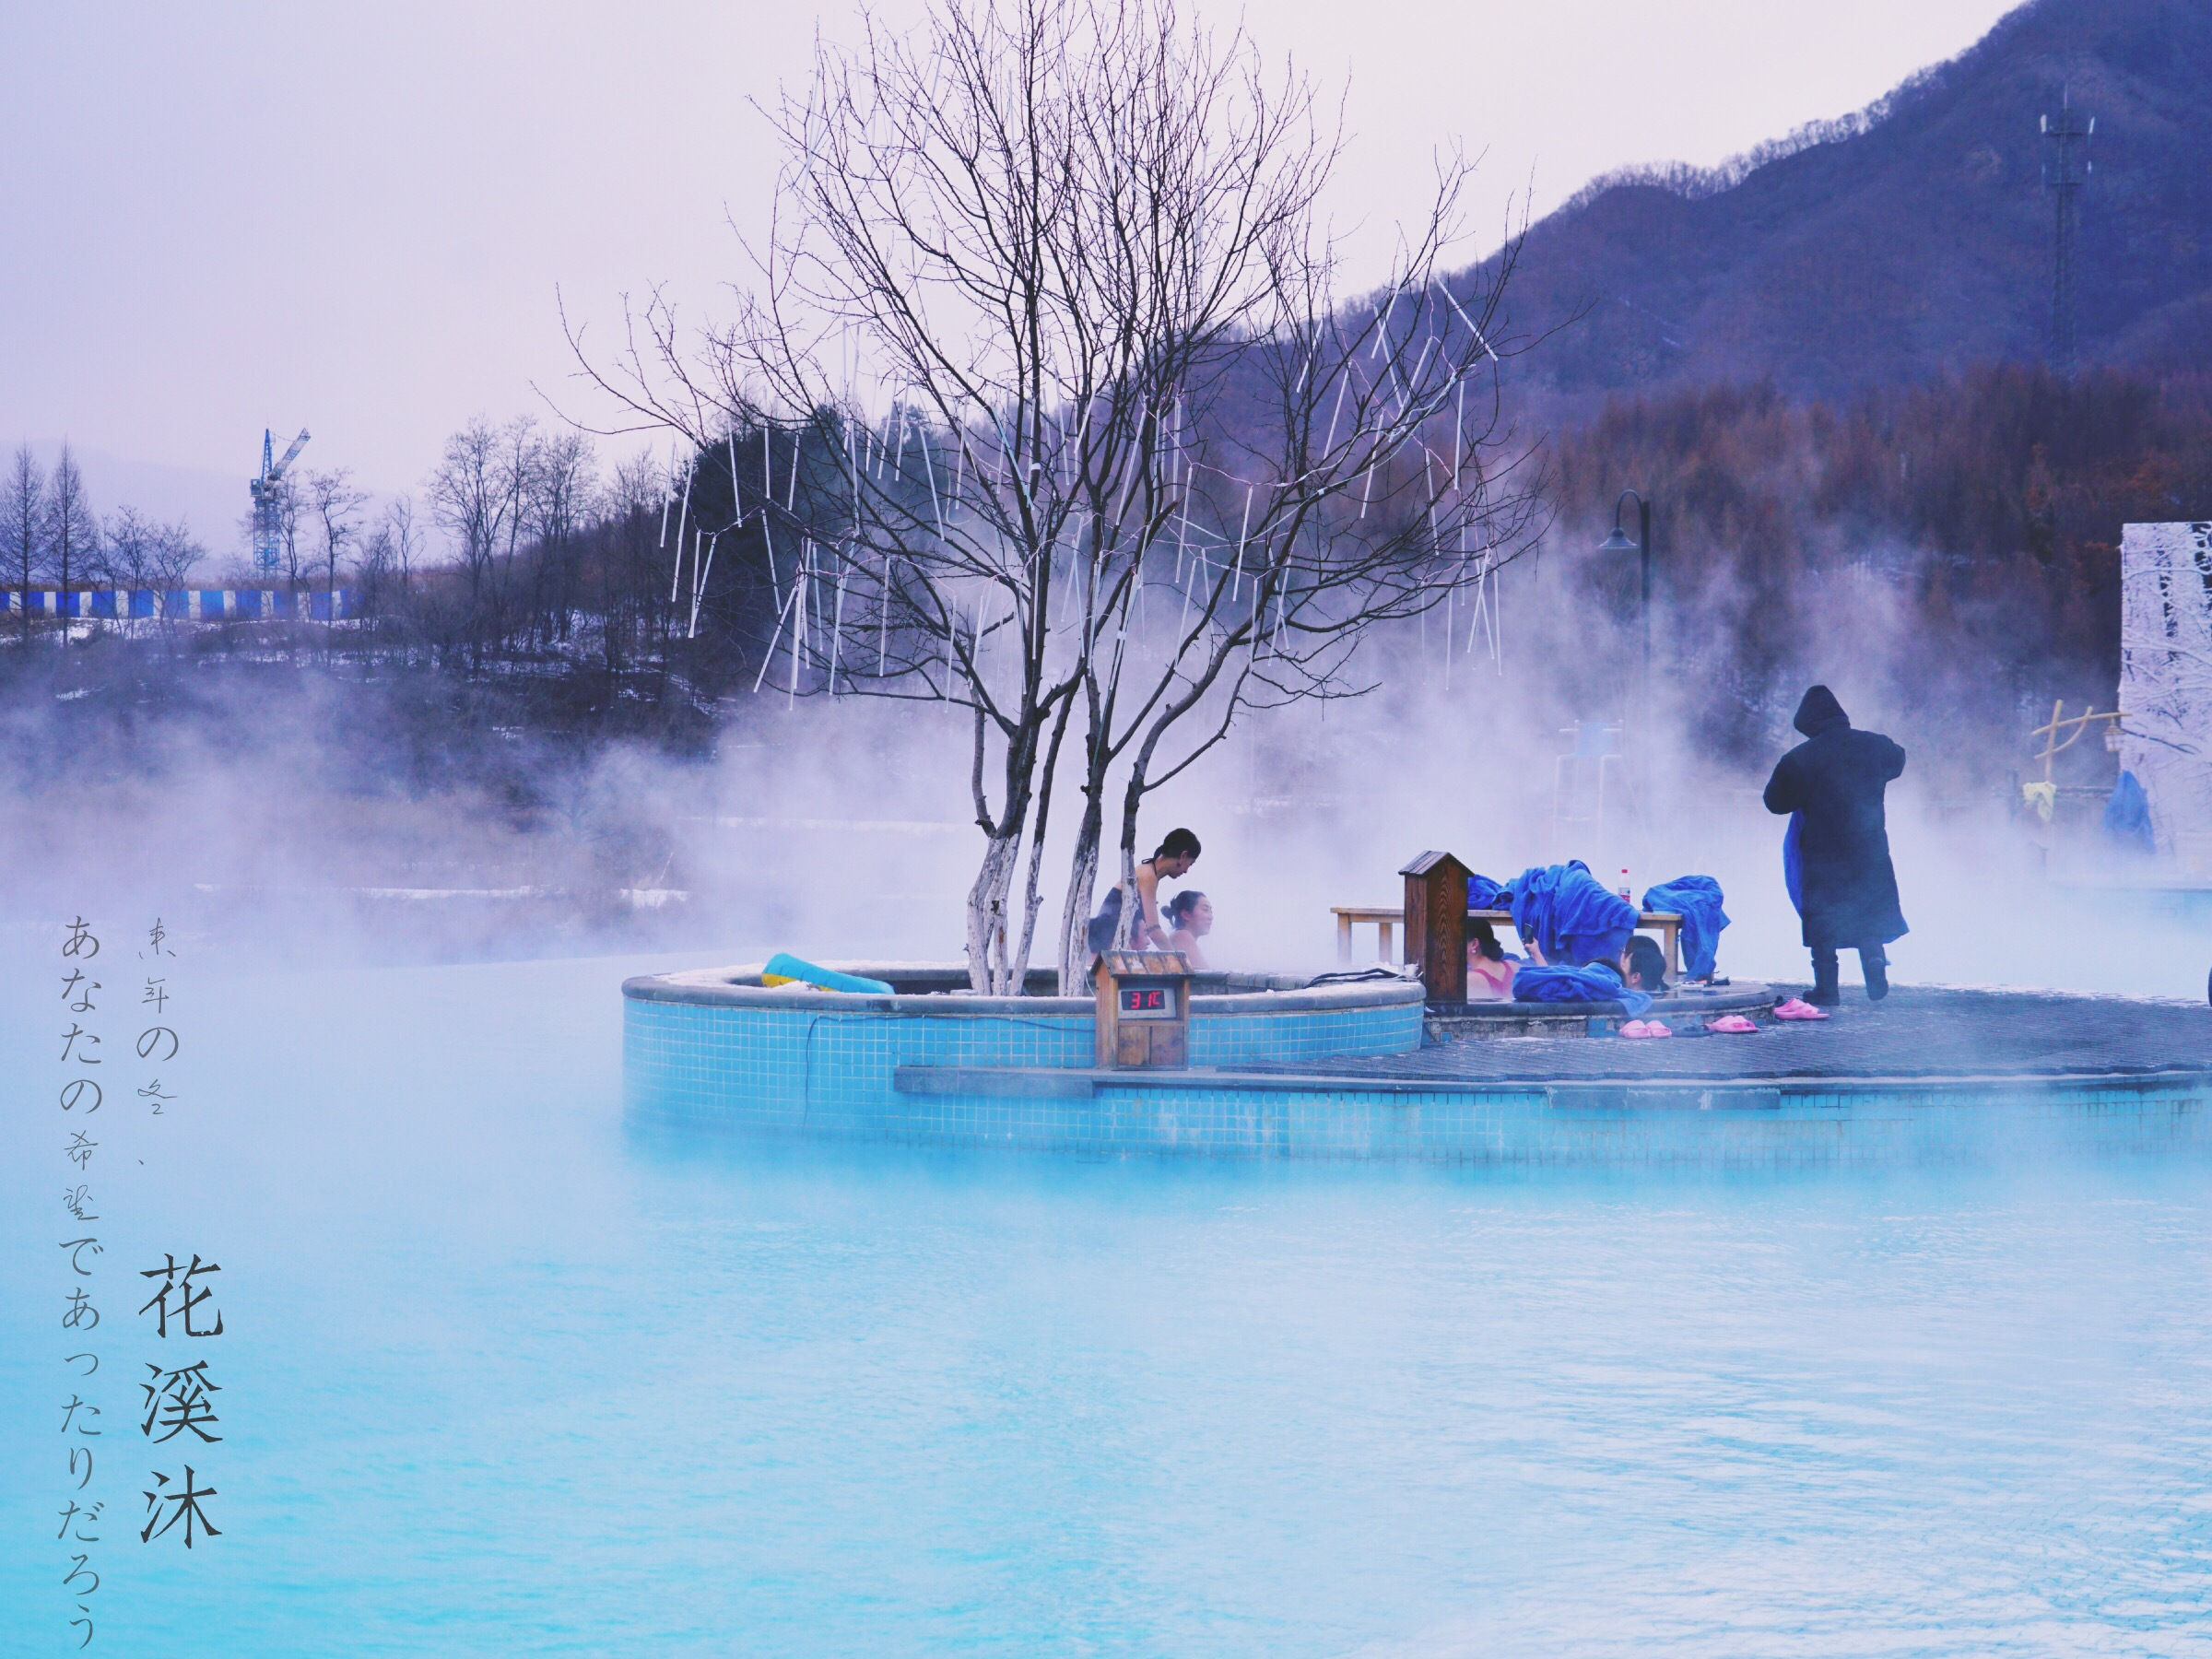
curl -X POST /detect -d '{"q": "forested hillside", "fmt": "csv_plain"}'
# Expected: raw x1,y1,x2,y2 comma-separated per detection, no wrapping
1549,367,2212,769
1482,0,2212,400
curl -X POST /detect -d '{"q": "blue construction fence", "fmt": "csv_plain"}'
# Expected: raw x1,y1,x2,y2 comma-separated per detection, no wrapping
3,589,363,620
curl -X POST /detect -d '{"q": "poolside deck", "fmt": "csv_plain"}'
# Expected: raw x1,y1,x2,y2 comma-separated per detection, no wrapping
1258,986,2212,1088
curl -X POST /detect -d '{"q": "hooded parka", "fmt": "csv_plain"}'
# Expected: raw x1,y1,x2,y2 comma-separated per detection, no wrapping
1762,687,1909,948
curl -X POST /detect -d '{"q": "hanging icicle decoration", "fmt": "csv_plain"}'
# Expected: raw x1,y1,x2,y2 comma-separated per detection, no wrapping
761,512,781,618
1230,486,1253,602
752,578,802,694
1396,335,1437,419
1323,369,1351,458
877,553,891,677
1175,538,1197,646
920,421,945,539
688,529,718,640
1465,548,1487,656
668,454,695,606
1490,547,1504,668
1442,283,1502,365
789,545,807,707
943,594,957,700
1110,395,1147,533
829,559,848,694
1426,449,1443,556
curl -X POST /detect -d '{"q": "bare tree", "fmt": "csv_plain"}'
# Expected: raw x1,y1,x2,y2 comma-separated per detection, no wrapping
101,505,156,603
103,506,203,638
427,418,537,664
384,495,420,591
4,445,42,643
148,520,205,590
570,0,1544,989
600,452,673,670
529,430,597,646
303,469,370,627
358,496,421,637
45,444,97,639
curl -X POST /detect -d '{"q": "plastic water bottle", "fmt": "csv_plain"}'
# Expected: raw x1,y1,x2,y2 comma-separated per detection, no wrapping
1618,868,1632,904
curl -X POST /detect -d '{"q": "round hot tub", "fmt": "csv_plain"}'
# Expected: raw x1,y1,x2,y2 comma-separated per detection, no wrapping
622,960,1423,1146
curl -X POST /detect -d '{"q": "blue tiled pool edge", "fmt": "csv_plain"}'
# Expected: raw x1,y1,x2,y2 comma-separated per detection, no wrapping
621,978,2212,1165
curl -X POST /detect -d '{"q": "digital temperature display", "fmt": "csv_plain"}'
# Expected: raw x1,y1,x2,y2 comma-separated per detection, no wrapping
1119,985,1171,1016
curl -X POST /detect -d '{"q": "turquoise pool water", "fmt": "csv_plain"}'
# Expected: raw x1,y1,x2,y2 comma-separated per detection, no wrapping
5,950,2211,1655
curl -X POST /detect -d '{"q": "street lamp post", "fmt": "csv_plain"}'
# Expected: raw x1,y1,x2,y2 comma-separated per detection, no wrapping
1597,489,1653,707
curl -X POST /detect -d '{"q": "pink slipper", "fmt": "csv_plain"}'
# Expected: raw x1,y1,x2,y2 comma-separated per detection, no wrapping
1772,997,1830,1021
1619,1018,1672,1039
1706,1014,1759,1034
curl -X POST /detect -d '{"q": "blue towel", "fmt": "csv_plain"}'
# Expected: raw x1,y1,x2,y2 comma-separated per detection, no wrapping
1641,876,1730,980
1783,812,1804,915
1466,873,1507,911
1507,861,1637,968
1513,961,1652,1017
2104,770,2156,853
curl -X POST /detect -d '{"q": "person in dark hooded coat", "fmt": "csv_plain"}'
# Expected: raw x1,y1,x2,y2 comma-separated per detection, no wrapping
1763,686,1908,1004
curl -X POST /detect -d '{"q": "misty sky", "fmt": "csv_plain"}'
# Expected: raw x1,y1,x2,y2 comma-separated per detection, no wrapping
2,0,2018,545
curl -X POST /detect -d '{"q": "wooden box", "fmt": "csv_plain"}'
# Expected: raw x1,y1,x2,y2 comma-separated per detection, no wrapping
1094,949,1194,1069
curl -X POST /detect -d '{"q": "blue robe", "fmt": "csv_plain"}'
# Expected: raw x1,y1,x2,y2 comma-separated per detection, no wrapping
1512,961,1652,1017
1640,877,1730,980
1466,873,1507,912
1507,861,1637,968
2104,771,2156,853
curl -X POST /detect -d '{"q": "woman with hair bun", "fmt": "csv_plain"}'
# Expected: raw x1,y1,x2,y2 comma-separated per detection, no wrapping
1162,888,1214,970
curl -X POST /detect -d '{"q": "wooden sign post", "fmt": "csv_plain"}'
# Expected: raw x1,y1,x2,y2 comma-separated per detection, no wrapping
1399,851,1473,1004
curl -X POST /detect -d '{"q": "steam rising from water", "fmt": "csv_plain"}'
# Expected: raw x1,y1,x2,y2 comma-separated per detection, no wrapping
1,538,2200,1002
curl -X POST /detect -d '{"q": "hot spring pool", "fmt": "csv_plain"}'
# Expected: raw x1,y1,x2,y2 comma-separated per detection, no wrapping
5,949,2210,1655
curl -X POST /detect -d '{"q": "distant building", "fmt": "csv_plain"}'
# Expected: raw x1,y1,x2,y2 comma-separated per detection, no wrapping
1,587,360,621
2117,523,2212,868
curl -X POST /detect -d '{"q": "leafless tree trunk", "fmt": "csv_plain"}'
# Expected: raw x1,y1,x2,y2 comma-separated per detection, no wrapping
531,430,597,647
45,444,96,643
304,469,369,640
147,520,204,656
428,418,526,668
5,445,43,645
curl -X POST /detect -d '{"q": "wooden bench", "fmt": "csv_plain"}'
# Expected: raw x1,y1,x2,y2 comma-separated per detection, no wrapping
1332,905,1687,980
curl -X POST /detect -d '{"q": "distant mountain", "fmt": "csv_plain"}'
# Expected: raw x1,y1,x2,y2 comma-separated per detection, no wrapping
1485,0,2212,399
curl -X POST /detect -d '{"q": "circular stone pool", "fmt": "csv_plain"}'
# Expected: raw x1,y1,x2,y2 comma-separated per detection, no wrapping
627,967,2212,1165
623,960,1424,1147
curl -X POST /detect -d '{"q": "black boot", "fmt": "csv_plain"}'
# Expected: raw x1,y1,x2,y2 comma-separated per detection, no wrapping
1861,947,1889,1003
1808,948,1841,1006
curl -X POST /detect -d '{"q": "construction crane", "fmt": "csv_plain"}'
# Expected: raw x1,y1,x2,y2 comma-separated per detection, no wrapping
249,427,311,572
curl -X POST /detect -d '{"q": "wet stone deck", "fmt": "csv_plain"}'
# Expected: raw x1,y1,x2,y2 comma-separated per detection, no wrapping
1243,987,2212,1086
